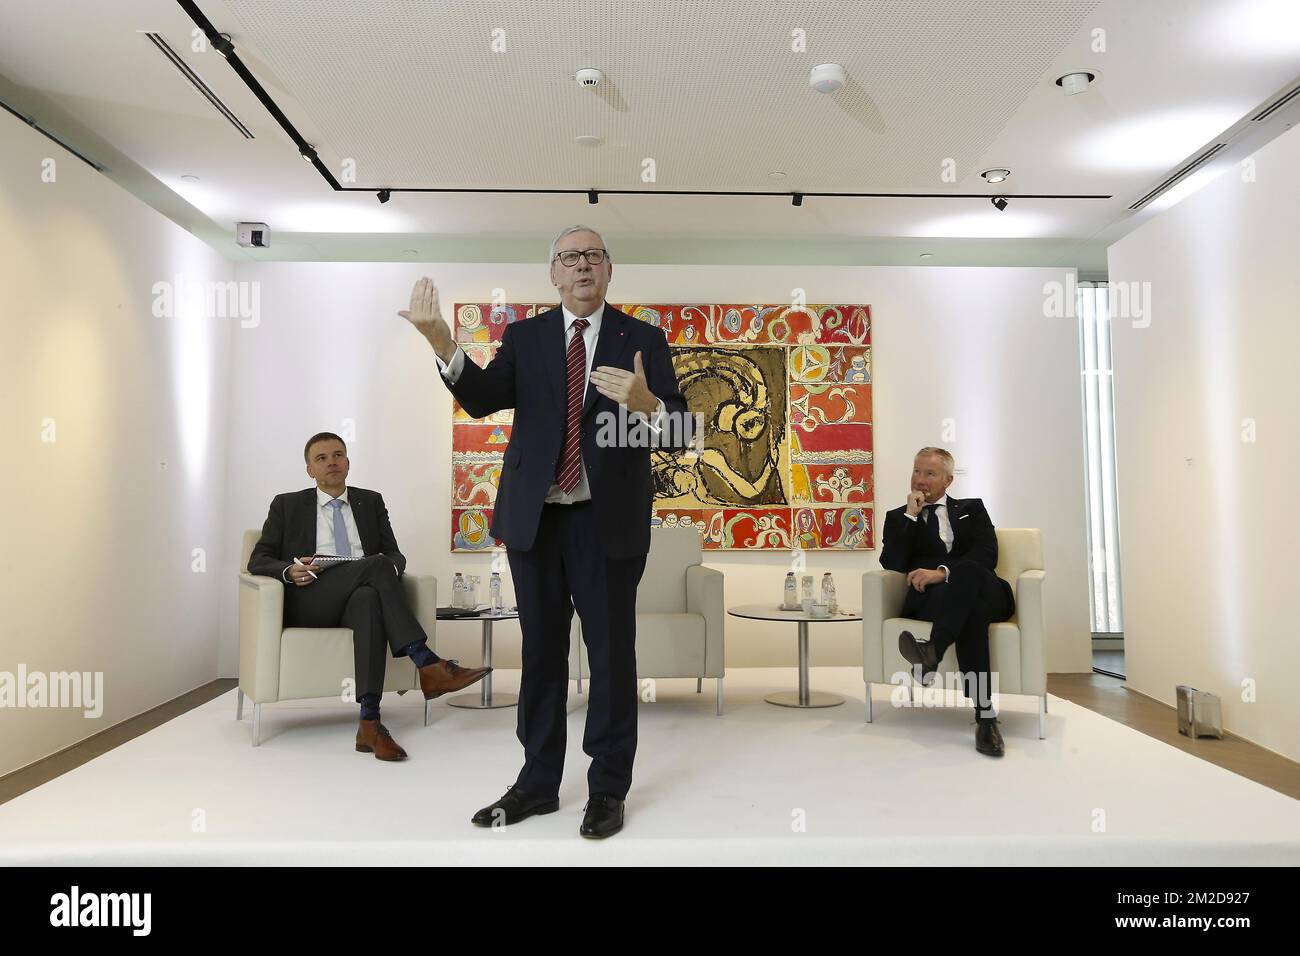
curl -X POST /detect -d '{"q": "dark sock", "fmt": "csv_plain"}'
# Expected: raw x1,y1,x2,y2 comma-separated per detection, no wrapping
359,693,381,722
403,640,439,668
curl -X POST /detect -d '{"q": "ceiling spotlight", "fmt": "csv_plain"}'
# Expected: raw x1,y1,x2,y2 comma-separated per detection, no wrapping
180,174,200,182
1055,71,1097,95
299,144,318,163
791,192,804,207
991,196,1009,211
212,33,234,58
809,63,846,93
588,190,599,205
980,168,1011,184
575,135,602,148
919,253,934,259
377,189,391,203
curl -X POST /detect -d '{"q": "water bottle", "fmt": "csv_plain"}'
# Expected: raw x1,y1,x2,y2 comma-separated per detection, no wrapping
783,571,797,609
452,572,465,608
489,571,502,614
800,574,814,612
821,572,837,615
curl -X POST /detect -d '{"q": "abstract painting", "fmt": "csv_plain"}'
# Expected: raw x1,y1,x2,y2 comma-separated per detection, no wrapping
450,302,872,551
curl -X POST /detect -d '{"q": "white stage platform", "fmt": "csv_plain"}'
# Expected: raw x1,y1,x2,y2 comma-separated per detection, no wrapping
2,667,1297,865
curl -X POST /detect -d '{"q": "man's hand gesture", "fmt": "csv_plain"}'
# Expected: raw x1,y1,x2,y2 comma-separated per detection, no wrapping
399,277,455,362
906,489,926,518
591,351,658,417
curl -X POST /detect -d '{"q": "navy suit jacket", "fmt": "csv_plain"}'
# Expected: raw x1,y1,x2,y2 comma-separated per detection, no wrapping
878,496,1013,619
247,486,406,580
445,303,689,559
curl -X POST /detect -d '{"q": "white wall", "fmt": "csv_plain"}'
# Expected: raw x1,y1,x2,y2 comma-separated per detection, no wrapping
223,261,1092,674
0,110,1091,778
1108,122,1300,762
0,112,235,777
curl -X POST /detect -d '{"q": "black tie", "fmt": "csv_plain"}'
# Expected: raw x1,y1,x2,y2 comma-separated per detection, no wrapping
922,503,944,553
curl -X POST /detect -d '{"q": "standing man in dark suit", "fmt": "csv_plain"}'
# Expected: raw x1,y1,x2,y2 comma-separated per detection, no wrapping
398,225,690,838
248,433,489,760
879,447,1015,757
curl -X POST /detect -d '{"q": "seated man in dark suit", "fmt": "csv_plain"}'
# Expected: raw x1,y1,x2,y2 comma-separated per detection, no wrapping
879,446,1015,757
248,432,489,760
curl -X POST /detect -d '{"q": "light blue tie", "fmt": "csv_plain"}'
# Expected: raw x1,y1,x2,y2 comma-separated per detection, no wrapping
328,499,352,556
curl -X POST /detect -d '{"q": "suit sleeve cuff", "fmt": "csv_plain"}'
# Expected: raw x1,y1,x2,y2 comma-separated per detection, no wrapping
435,347,465,383
635,398,666,433
904,513,918,522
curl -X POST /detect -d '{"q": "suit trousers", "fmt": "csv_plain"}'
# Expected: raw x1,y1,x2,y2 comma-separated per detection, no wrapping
282,554,428,698
507,500,647,800
909,559,1015,718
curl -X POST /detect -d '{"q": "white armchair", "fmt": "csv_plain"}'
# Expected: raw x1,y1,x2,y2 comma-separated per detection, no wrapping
862,528,1047,737
568,527,726,714
236,529,439,745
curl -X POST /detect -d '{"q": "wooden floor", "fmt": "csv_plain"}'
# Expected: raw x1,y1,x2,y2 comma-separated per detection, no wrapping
2,672,1297,807
1048,672,1300,801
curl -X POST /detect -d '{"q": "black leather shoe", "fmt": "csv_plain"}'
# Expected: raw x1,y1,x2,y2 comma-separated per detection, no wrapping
898,630,940,684
470,786,559,828
975,718,1005,757
579,793,624,839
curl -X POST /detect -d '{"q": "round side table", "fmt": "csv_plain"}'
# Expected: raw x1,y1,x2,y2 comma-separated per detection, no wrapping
437,608,520,709
727,603,861,708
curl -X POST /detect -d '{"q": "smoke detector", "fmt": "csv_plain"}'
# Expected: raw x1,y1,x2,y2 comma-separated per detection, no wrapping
576,68,603,88
809,63,846,93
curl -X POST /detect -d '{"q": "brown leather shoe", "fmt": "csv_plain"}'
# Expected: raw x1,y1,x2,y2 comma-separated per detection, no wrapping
355,719,407,761
419,659,491,700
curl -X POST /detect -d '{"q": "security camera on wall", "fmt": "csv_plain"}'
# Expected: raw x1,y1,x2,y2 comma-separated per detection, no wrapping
236,222,270,248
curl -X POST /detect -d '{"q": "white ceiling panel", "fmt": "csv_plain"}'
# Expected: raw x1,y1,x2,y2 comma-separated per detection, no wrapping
219,0,1103,191
0,0,1295,266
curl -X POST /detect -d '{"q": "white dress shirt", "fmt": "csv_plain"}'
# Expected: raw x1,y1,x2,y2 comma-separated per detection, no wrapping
435,301,665,505
904,493,955,580
316,486,364,555
280,486,365,583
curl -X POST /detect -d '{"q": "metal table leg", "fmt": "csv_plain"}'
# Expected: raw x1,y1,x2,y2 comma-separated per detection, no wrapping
765,620,844,708
449,617,518,709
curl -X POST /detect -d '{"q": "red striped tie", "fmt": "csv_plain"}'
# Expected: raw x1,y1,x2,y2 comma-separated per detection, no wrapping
555,318,589,493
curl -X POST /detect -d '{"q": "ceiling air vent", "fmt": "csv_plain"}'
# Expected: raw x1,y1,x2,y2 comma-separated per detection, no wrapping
143,32,253,139
1127,142,1229,211
1251,81,1300,123
0,98,104,170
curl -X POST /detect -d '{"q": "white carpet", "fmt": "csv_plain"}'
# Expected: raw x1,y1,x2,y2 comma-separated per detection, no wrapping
2,667,1297,865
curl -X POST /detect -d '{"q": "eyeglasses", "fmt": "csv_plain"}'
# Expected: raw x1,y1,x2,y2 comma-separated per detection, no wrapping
553,248,608,267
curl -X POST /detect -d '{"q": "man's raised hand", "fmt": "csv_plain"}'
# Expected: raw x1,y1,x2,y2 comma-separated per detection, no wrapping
398,276,455,361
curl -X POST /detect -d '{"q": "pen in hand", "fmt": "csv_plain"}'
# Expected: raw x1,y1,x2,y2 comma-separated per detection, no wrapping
293,557,318,581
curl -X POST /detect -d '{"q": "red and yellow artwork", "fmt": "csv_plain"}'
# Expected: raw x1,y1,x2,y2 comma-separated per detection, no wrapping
449,303,873,551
